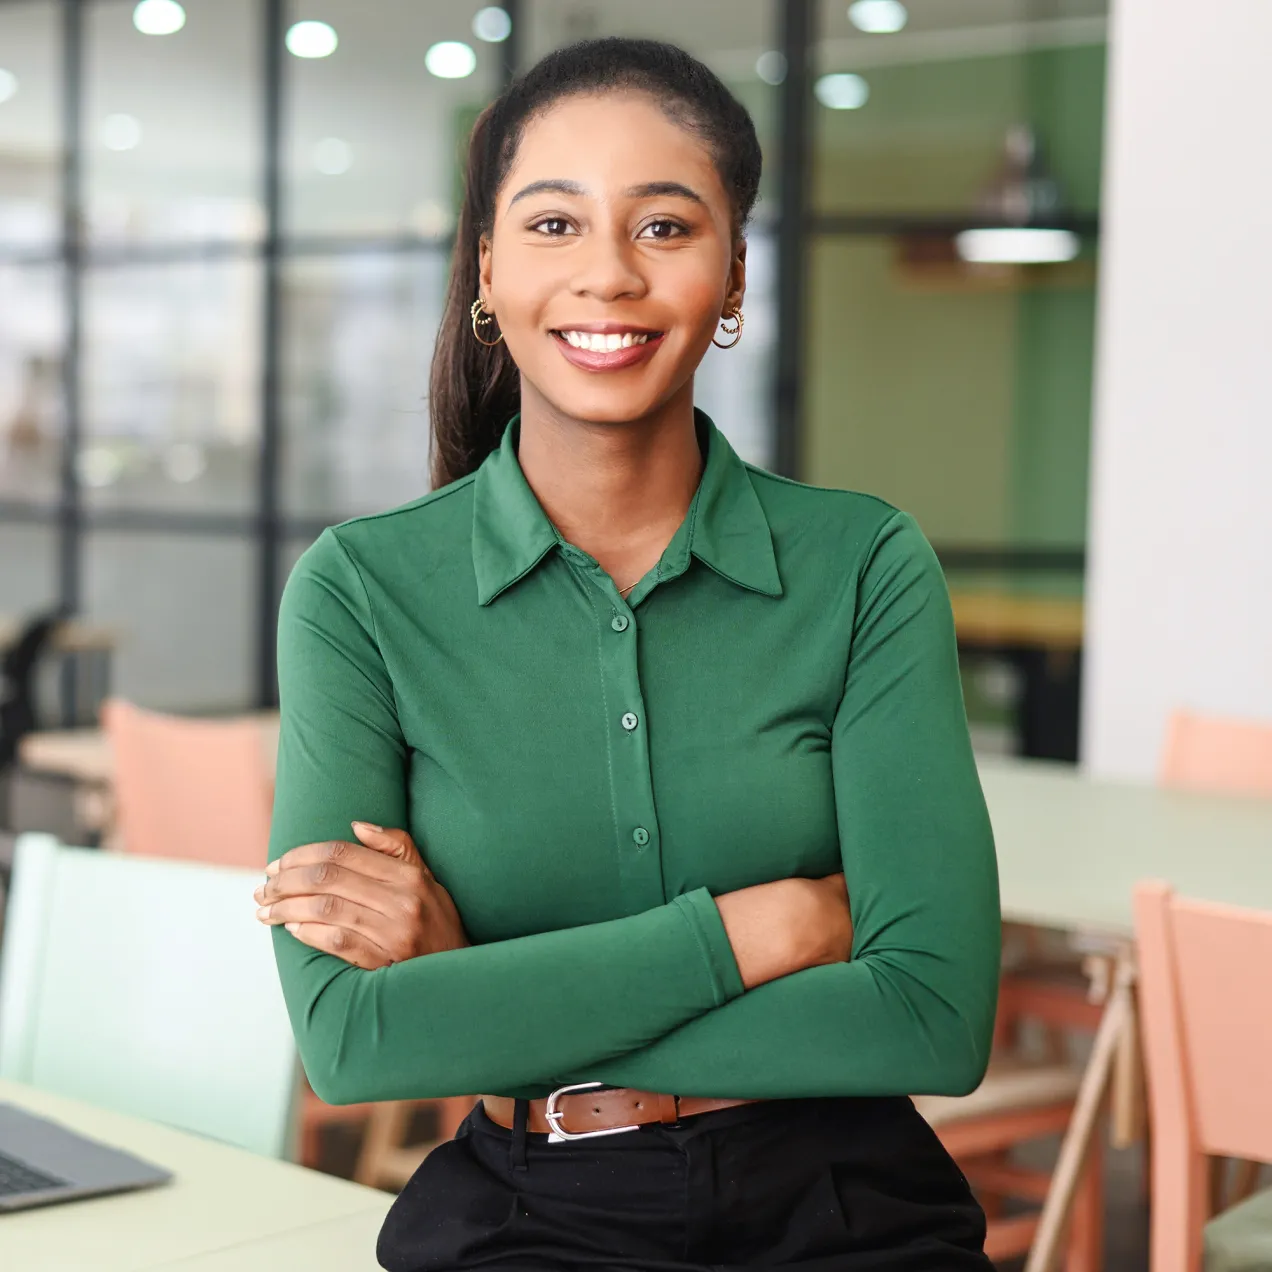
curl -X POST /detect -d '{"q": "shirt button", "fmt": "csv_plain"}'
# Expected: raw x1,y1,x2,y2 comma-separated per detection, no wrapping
621,712,639,731
632,827,650,847
611,614,629,632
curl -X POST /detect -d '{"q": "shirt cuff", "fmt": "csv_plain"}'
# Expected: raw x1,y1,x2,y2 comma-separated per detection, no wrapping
672,888,746,1005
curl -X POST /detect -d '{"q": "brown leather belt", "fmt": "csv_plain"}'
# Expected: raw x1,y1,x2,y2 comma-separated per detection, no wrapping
482,1083,758,1141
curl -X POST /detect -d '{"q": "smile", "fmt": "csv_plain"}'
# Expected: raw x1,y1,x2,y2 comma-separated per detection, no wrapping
558,330,654,351
550,327,664,371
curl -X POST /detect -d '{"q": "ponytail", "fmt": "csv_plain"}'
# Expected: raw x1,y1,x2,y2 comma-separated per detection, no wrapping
429,105,521,490
428,40,762,489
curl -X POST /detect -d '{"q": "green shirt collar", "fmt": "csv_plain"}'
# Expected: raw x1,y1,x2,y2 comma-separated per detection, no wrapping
472,409,782,606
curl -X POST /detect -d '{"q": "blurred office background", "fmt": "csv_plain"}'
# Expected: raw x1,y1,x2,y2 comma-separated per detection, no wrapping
0,0,1103,742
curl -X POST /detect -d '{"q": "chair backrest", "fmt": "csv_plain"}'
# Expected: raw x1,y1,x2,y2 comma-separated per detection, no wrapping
1159,709,1272,796
0,833,297,1158
102,698,272,868
0,610,65,767
1134,881,1272,1165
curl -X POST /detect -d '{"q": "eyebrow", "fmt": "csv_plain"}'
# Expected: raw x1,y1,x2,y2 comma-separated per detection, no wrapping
507,179,706,207
625,181,704,204
508,179,587,206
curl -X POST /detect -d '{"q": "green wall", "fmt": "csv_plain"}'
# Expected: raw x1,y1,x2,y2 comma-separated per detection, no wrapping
804,43,1107,559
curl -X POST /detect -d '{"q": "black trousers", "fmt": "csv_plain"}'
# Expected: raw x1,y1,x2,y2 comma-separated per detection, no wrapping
377,1095,992,1271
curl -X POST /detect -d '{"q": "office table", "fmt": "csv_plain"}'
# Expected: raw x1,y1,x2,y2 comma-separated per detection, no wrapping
982,755,1272,931
0,1080,392,1272
15,714,280,840
950,591,1085,762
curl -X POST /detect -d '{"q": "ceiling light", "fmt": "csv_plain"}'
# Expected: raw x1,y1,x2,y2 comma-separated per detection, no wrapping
472,7,512,43
755,51,787,86
0,69,17,104
848,0,908,34
132,0,186,36
162,443,206,484
312,137,352,175
955,228,1080,264
286,20,338,59
77,446,125,489
101,114,142,151
814,72,869,110
425,41,477,79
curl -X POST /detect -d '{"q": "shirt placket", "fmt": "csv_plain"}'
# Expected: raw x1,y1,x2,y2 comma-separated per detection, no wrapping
563,547,666,913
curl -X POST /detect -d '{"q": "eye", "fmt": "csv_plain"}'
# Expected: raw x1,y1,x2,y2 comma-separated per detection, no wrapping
638,219,688,241
530,217,574,236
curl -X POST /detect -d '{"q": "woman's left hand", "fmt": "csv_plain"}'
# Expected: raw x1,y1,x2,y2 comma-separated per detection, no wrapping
254,822,469,970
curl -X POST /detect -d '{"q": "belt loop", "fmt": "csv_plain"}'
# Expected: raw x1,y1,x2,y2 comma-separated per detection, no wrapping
510,1098,529,1172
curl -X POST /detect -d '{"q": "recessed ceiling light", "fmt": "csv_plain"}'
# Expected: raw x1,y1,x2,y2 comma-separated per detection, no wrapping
472,7,512,43
815,72,869,110
163,443,206,484
132,0,186,36
425,41,477,79
955,228,1080,264
312,137,352,175
755,51,787,86
286,20,338,59
848,0,908,34
101,113,142,151
0,69,18,104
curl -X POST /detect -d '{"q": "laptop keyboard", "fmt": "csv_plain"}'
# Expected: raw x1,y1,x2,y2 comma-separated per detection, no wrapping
0,1149,68,1196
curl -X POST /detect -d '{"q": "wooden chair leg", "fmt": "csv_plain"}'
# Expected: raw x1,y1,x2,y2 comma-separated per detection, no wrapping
436,1095,478,1141
1065,1135,1103,1272
1228,1158,1263,1208
354,1101,415,1189
299,1117,323,1169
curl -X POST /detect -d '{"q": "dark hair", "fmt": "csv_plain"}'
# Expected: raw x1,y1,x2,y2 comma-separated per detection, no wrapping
428,38,763,489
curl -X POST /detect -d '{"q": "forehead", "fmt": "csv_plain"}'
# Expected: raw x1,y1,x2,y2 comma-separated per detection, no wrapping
499,91,728,209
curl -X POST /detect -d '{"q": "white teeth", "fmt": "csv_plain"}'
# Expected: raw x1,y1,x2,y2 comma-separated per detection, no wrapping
559,330,652,352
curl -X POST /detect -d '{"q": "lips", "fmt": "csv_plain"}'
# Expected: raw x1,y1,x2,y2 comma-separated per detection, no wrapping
550,329,664,372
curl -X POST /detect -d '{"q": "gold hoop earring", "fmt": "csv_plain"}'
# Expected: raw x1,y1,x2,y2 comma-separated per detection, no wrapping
470,297,504,347
712,308,743,350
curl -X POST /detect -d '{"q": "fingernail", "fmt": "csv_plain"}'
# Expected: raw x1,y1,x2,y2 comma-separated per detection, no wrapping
266,860,280,876
285,922,299,934
352,821,383,833
253,888,263,903
256,906,271,920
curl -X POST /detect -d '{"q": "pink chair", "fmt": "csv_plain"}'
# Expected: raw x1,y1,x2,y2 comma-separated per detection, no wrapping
1160,710,1272,797
102,698,273,868
1134,882,1272,1272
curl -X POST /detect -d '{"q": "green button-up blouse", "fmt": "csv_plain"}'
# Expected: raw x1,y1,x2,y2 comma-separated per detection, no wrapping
268,411,1000,1103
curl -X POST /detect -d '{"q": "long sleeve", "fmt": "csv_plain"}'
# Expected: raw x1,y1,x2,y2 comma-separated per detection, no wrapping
572,512,1001,1098
269,529,744,1104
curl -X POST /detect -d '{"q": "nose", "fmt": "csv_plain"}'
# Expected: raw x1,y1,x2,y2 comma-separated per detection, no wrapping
569,223,647,303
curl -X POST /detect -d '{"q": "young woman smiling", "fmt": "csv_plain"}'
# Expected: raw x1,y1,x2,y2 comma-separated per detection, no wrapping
258,38,1000,1271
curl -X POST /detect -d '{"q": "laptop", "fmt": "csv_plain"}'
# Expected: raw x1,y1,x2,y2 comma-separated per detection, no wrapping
0,1103,172,1213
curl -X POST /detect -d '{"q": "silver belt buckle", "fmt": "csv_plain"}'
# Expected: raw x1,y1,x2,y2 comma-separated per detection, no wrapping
544,1081,640,1143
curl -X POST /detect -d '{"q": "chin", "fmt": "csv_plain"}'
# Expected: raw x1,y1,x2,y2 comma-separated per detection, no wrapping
530,377,679,429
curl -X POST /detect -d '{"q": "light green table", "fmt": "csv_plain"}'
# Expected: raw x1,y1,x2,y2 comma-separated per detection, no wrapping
0,1079,392,1272
979,756,1272,934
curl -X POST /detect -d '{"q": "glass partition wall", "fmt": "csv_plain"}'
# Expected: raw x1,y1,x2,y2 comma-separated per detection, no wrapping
0,0,1105,716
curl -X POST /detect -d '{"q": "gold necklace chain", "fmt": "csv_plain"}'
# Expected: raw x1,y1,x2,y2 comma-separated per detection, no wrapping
616,578,640,596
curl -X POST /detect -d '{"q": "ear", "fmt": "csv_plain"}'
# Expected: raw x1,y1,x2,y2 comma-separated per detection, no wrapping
478,233,494,306
725,237,748,315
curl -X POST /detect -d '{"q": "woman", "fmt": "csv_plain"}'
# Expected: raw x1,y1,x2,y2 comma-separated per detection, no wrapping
257,37,1000,1271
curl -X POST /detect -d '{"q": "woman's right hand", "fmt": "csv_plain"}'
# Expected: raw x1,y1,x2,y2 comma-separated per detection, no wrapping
714,873,852,990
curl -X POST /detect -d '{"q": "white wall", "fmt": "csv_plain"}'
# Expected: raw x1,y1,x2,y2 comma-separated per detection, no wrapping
1081,0,1272,780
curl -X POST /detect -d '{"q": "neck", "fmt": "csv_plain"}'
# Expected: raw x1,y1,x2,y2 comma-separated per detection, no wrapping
515,381,703,576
